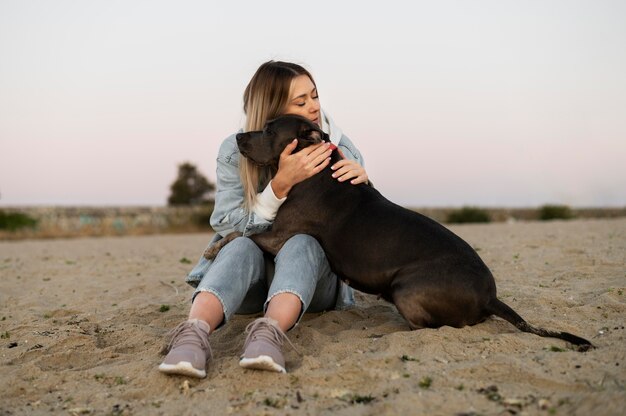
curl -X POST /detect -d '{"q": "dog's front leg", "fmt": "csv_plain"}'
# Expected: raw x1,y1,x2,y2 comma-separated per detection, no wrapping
203,231,243,260
250,232,292,256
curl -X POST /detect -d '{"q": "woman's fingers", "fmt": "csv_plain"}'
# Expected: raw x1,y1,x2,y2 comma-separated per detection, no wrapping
280,139,298,158
307,142,331,159
331,159,369,184
312,155,331,174
301,142,331,170
311,145,333,168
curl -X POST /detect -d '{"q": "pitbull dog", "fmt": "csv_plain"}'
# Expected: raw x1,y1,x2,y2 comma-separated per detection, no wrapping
206,115,592,349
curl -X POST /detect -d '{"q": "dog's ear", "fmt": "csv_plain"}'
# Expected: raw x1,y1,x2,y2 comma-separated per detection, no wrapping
236,131,275,166
297,124,325,143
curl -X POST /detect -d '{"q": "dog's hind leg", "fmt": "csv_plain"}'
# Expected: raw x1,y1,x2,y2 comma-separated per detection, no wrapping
388,271,436,329
250,231,294,256
392,295,432,330
389,268,487,330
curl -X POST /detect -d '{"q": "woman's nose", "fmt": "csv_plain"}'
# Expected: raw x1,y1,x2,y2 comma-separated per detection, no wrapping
309,100,320,113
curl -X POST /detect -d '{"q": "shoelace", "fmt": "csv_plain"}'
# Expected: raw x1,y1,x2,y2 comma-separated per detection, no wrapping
164,320,213,361
243,318,299,355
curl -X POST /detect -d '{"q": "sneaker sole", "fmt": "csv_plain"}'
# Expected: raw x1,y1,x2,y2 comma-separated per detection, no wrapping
158,361,206,378
239,355,286,373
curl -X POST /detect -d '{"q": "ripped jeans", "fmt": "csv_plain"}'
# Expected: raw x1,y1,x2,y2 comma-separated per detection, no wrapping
192,234,343,327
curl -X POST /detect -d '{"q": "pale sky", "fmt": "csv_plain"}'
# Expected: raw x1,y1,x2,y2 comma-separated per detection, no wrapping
1,0,625,207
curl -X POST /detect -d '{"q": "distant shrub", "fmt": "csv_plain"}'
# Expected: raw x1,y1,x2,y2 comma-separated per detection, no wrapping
0,210,38,231
539,205,573,221
446,207,491,224
168,162,215,206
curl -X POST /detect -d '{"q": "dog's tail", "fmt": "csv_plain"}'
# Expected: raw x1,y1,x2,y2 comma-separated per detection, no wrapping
486,298,593,351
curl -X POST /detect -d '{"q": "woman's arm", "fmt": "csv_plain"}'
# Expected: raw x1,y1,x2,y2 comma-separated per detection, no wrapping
209,132,366,237
209,135,274,237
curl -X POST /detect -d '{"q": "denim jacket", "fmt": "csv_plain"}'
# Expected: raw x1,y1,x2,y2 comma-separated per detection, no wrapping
186,112,363,310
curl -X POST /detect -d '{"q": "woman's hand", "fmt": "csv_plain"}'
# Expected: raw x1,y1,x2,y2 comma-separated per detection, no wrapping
331,148,369,185
271,140,333,198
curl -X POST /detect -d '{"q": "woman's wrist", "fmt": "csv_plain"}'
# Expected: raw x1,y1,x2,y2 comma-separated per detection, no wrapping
271,174,291,198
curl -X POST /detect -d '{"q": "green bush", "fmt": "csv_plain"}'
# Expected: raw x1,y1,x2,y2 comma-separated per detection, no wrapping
168,162,215,206
0,210,38,231
446,207,491,224
539,204,573,220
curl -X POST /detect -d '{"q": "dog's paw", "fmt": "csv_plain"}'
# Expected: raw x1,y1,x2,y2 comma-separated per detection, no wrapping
202,232,243,260
203,246,219,260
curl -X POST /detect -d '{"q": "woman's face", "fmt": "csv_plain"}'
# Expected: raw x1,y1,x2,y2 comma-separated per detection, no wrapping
283,74,321,126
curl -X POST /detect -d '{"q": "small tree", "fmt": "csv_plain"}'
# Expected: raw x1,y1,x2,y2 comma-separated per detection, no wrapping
0,210,38,231
167,162,215,206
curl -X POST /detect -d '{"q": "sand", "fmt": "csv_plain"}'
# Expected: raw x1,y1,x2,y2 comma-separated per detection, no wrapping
1,218,624,415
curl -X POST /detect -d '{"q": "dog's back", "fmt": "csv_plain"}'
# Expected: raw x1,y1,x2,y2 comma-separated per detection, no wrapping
270,150,490,297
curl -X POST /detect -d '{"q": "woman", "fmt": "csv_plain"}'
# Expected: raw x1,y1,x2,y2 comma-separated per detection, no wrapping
159,61,369,378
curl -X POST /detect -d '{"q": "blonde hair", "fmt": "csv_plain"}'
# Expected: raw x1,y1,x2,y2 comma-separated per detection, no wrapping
240,61,316,210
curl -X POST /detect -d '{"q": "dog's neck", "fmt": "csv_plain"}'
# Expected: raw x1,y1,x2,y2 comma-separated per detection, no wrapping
328,142,344,164
325,143,343,168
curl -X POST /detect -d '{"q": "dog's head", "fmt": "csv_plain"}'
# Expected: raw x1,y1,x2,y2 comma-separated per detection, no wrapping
236,115,329,167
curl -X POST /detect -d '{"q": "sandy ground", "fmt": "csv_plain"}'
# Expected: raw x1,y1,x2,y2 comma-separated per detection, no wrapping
0,218,624,415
